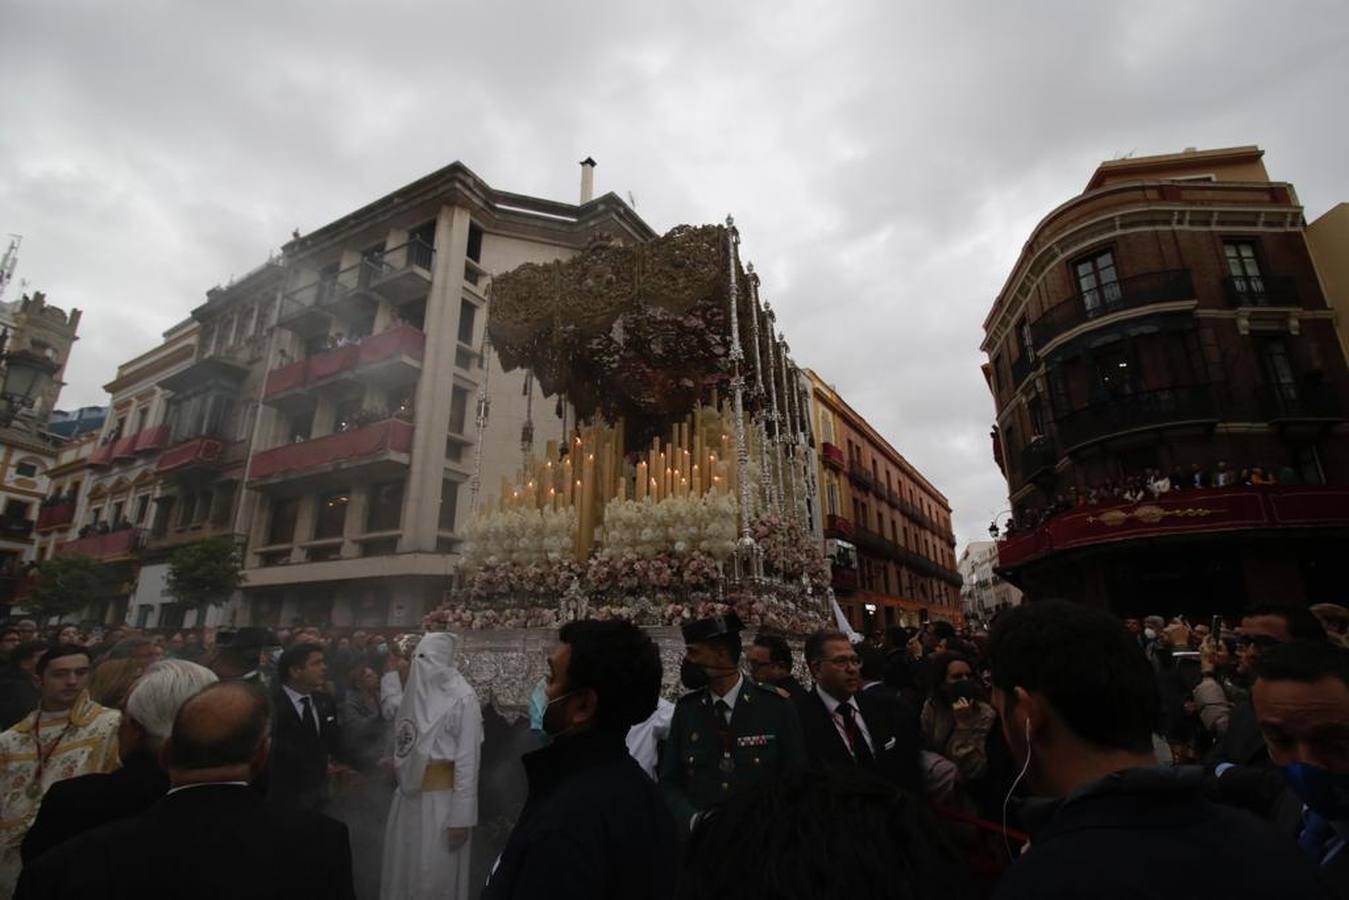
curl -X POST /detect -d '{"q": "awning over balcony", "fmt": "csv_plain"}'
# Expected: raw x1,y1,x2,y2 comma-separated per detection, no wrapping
998,484,1349,571
36,502,76,532
157,436,226,474
248,418,414,486
263,326,426,404
58,528,140,561
133,424,170,454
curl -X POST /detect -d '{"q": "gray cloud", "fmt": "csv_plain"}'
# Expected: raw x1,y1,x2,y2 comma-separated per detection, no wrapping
3,0,1346,547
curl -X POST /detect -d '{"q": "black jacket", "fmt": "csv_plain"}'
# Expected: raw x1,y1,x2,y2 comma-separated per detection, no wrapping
794,686,922,795
483,727,678,900
994,767,1332,900
0,665,38,731
21,749,168,863
267,687,341,810
15,782,354,900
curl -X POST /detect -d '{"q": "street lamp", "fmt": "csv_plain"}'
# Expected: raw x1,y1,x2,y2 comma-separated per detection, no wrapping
987,509,1014,540
0,330,58,427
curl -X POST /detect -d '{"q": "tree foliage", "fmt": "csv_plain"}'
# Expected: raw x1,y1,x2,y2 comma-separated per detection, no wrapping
26,554,118,618
166,535,243,610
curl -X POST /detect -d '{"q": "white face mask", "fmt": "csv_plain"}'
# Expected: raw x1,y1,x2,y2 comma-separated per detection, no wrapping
1143,628,1157,641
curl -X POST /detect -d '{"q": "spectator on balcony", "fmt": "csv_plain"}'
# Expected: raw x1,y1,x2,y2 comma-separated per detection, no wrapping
1167,464,1188,493
1245,464,1276,486
1147,469,1172,498
1189,463,1212,489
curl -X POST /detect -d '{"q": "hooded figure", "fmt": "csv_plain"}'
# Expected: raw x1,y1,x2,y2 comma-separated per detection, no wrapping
380,632,483,900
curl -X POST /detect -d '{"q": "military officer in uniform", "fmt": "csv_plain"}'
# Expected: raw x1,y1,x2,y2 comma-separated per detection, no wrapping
659,612,805,830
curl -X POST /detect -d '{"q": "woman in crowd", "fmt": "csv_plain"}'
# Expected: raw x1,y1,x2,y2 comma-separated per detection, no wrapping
919,653,997,787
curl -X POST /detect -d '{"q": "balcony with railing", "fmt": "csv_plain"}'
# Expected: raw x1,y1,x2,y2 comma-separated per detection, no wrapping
1056,384,1218,454
1019,436,1059,485
1223,274,1299,308
998,484,1349,572
824,513,853,538
58,527,141,561
820,441,846,470
0,518,34,541
133,424,170,454
365,238,435,305
37,500,77,532
264,326,426,405
1258,382,1345,425
157,435,227,475
248,418,414,489
831,565,860,593
278,277,347,337
1029,269,1194,352
89,442,114,468
848,461,876,492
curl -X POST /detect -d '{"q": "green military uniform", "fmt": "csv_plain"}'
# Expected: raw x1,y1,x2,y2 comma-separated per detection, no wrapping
658,612,805,827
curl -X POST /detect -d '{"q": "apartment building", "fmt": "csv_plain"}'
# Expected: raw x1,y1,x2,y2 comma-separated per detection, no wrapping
230,161,655,628
807,370,962,631
984,146,1349,611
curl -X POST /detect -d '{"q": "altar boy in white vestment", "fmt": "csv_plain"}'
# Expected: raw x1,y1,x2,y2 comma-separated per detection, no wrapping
380,632,483,900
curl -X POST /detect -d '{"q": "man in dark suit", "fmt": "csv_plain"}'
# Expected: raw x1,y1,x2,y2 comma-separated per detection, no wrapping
21,659,219,863
15,680,355,899
267,641,343,810
747,633,808,699
793,629,922,795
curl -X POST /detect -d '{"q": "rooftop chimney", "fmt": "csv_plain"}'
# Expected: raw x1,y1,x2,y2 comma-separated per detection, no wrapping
579,157,596,204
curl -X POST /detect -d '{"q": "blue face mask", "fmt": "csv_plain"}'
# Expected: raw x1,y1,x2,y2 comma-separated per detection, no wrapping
1282,763,1349,821
528,679,550,741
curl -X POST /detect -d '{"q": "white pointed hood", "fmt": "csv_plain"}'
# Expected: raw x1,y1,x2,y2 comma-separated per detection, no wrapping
392,631,477,794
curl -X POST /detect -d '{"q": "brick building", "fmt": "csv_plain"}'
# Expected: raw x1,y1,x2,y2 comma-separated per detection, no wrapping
983,146,1349,613
808,370,962,631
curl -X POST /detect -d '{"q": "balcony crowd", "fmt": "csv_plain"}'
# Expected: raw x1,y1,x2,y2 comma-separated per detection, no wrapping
1002,458,1315,536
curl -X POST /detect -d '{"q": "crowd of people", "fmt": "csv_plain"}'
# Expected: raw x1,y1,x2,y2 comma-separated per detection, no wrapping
1004,457,1308,535
0,600,1346,898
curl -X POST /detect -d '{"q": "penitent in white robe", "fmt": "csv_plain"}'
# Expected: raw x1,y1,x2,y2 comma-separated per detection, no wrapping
380,634,483,900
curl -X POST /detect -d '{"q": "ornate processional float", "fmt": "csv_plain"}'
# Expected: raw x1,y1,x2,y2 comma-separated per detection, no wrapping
425,220,836,708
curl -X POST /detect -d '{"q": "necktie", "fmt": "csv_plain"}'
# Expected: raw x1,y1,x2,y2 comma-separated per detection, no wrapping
300,695,319,737
837,701,874,767
714,699,732,728
1300,810,1336,864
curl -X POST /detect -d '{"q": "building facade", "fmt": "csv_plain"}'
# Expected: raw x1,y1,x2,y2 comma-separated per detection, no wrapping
983,146,1349,613
1307,202,1349,366
807,370,962,631
0,291,82,614
231,161,654,629
958,540,1021,625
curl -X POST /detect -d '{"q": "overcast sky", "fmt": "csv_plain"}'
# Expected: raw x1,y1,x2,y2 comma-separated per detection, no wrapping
3,0,1346,548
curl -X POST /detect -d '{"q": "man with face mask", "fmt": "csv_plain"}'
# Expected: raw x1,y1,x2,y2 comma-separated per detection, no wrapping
380,631,482,900
658,612,804,831
484,619,677,900
1254,641,1349,897
988,601,1327,900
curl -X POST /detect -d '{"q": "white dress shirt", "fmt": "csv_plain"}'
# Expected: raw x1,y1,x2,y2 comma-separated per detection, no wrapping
710,675,745,723
281,683,319,734
816,685,875,757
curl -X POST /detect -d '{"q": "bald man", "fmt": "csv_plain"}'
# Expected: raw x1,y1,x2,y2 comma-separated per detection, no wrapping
16,682,355,900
